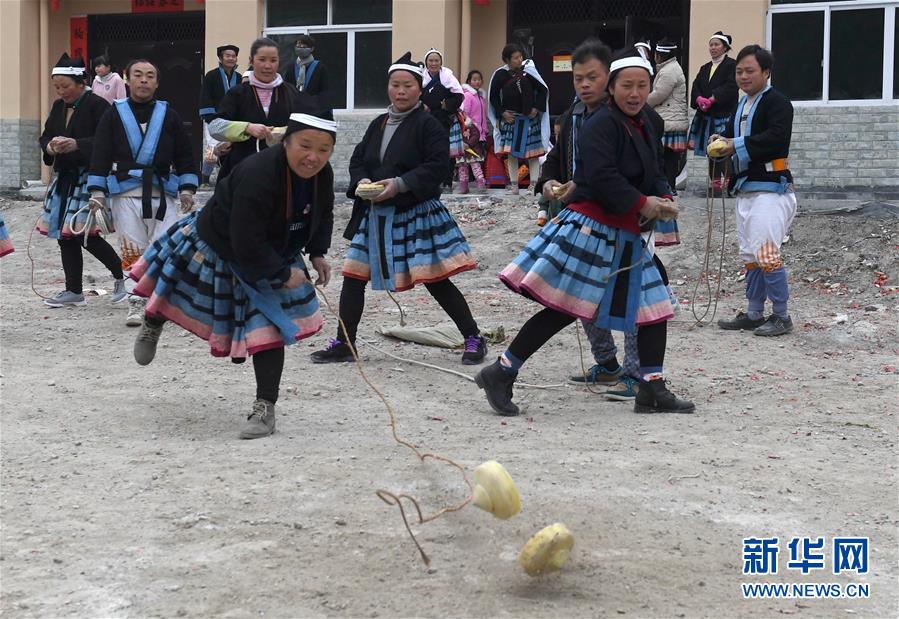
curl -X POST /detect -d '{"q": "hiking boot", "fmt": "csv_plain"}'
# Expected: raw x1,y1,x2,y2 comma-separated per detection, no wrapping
461,335,487,365
634,379,695,414
754,314,793,337
717,311,766,331
239,399,276,439
604,376,640,401
133,318,164,365
569,363,621,386
310,339,356,364
126,296,146,327
110,278,128,304
43,290,87,308
474,359,520,416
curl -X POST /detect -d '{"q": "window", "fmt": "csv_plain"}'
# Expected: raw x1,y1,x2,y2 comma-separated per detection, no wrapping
771,12,824,100
265,0,392,110
768,2,898,104
895,10,899,97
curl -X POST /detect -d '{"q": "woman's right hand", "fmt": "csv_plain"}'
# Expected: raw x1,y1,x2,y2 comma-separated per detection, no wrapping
246,123,272,140
501,111,516,124
640,196,672,221
284,267,308,289
542,180,561,201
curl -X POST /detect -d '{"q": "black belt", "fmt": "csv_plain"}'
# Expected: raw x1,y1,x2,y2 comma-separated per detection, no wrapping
117,163,168,221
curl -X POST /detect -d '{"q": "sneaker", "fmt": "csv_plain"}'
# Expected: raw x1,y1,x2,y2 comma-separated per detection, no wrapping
717,311,766,331
569,363,622,386
461,335,487,365
604,376,640,401
754,314,793,337
110,279,128,304
43,290,87,308
133,318,164,366
474,359,520,416
126,297,146,327
310,339,356,364
239,399,276,439
634,378,695,414
456,179,469,194
507,186,520,196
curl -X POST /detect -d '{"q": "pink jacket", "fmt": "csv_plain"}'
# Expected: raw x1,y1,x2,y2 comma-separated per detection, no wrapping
461,84,488,141
91,73,127,104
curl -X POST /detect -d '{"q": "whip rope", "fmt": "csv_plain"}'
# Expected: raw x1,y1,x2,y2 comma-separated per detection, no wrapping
689,157,729,327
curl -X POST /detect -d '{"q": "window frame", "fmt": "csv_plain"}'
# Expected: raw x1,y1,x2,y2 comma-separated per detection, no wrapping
766,0,897,106
264,0,392,111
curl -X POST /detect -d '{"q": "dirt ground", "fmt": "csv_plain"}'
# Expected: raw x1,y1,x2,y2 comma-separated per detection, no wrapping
1,190,897,618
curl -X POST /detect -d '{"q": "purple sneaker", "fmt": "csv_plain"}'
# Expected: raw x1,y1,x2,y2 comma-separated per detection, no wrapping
310,339,356,364
462,335,487,365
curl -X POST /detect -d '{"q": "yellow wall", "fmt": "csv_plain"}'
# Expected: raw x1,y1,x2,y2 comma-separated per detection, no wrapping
392,0,462,70
688,0,768,81
0,0,41,120
203,0,264,73
468,0,507,79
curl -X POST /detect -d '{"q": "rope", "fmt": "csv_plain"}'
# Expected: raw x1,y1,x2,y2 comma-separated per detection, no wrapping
689,157,728,327
26,182,55,301
315,283,475,566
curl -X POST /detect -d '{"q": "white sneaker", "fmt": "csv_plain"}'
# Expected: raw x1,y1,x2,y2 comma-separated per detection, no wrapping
44,290,87,308
126,296,145,327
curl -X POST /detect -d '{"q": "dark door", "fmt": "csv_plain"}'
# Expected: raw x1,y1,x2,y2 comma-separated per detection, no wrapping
88,12,205,168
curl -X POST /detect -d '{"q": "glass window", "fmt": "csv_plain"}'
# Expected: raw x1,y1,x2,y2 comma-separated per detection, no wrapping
267,0,327,27
894,10,899,99
354,30,392,108
771,11,824,101
829,8,884,100
333,0,392,25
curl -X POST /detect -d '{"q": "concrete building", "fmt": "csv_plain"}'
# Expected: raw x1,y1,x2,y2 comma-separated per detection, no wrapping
2,0,897,195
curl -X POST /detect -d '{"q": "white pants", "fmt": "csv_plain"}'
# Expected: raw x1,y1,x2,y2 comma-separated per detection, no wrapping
735,191,796,269
112,194,179,269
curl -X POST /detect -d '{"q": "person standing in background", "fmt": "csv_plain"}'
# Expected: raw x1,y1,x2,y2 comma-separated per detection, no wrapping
647,39,688,193
199,44,242,185
688,31,738,193
283,35,330,101
91,56,126,104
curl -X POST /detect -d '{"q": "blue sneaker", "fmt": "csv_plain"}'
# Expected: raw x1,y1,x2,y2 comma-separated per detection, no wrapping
604,376,640,401
568,363,621,386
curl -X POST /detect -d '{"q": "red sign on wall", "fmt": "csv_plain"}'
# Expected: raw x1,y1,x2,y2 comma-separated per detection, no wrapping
70,16,88,62
132,0,184,13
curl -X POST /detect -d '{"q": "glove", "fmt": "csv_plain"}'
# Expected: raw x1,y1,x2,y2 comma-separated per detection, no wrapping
179,191,195,214
696,96,712,112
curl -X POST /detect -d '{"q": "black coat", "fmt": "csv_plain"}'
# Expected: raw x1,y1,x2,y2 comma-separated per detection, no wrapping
538,98,666,196
40,92,110,172
489,68,547,117
344,106,449,240
199,65,242,122
689,56,738,117
196,143,334,284
723,87,794,190
420,77,464,130
571,101,670,217
87,98,197,193
282,59,330,100
214,82,318,177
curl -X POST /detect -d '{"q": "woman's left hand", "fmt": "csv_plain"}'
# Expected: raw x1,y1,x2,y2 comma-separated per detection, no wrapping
51,137,78,154
528,108,539,119
310,256,331,287
371,178,399,203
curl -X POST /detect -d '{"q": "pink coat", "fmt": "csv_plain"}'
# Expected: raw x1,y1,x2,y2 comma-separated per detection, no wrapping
461,84,488,141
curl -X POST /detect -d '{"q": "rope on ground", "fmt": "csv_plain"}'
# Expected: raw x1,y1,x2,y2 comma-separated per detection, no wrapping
315,283,474,566
689,157,728,328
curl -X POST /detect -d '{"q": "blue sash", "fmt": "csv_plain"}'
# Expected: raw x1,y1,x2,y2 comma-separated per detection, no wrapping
510,114,530,159
366,205,396,291
229,264,302,346
731,86,788,194
595,232,646,333
219,65,238,93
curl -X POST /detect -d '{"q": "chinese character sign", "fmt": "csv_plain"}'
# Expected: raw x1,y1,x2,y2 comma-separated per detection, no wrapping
70,16,88,62
132,0,184,13
833,538,869,574
787,537,826,574
742,537,779,575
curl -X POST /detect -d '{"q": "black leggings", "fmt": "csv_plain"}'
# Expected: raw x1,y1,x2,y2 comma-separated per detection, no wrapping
337,276,479,343
253,347,285,404
58,236,123,294
145,312,286,404
508,307,667,372
663,149,686,191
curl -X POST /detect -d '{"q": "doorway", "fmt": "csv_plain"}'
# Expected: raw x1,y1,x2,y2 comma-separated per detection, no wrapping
88,12,205,166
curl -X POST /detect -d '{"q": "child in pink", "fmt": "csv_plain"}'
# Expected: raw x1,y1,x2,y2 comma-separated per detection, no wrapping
457,70,489,193
91,56,126,104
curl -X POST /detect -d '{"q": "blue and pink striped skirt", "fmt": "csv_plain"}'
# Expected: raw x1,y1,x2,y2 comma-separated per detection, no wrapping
0,212,13,257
